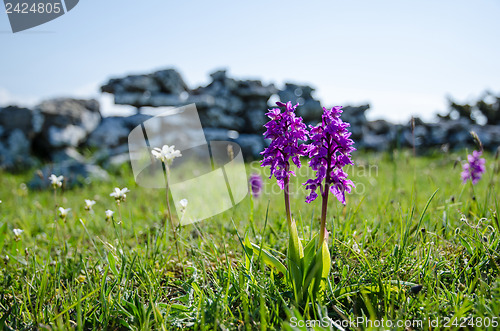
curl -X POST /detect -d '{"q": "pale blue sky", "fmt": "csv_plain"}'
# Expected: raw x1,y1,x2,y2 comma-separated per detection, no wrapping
1,0,500,122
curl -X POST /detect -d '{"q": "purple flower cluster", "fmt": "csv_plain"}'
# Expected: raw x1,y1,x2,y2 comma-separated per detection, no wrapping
260,102,308,189
303,106,355,204
461,150,486,185
249,173,263,198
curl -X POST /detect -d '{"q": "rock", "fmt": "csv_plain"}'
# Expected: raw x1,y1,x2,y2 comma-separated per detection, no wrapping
28,160,109,189
102,69,277,133
342,104,369,125
437,119,472,149
87,114,151,148
195,70,276,132
154,69,189,94
402,124,428,147
0,106,43,136
87,116,135,149
108,153,130,167
102,68,189,107
278,83,322,122
476,125,500,150
198,108,246,131
34,98,102,156
245,108,268,132
235,134,264,159
101,75,159,94
341,105,370,140
50,147,87,163
366,120,393,135
91,145,130,167
203,128,264,159
123,75,161,93
0,129,35,170
360,130,391,152
427,124,447,146
37,98,100,131
236,80,277,99
203,127,231,141
0,106,41,170
86,114,153,168
47,125,87,148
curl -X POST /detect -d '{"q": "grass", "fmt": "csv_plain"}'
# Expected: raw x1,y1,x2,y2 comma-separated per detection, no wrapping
0,149,499,330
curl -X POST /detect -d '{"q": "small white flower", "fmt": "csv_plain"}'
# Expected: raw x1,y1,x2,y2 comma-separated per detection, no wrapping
84,199,96,211
110,187,130,202
352,242,361,254
179,199,188,213
180,199,188,208
49,174,64,188
105,210,114,220
151,145,182,165
59,207,71,219
13,228,23,237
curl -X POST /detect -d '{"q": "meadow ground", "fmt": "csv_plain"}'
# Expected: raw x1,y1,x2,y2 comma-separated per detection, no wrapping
0,150,499,330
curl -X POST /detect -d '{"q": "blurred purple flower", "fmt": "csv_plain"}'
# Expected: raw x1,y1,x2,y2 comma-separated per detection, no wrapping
260,101,308,189
249,173,263,198
461,150,486,185
303,106,355,205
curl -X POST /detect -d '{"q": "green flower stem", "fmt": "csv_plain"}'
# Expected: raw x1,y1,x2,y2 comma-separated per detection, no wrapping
45,188,59,262
117,202,125,246
164,164,183,273
319,183,329,249
52,187,63,249
53,188,57,222
284,177,292,228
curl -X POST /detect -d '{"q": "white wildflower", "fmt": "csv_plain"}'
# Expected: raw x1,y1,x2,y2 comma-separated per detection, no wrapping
110,187,130,203
49,174,64,188
179,199,188,213
352,242,361,254
84,199,96,211
13,228,23,237
105,210,114,220
59,207,71,219
151,145,182,165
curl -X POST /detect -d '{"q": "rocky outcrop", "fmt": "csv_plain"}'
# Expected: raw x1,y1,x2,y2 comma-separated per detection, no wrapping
193,70,278,133
0,99,108,185
34,98,101,154
98,67,500,157
87,114,152,167
354,117,500,153
102,69,278,133
342,104,370,141
1,68,500,187
101,69,190,108
0,106,42,170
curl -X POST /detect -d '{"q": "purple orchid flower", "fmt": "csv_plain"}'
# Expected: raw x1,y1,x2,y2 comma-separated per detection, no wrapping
249,173,263,198
260,101,308,189
303,106,355,205
461,150,486,185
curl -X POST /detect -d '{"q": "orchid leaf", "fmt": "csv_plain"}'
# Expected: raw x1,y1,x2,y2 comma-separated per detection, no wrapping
287,219,304,303
302,234,318,274
248,242,287,275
